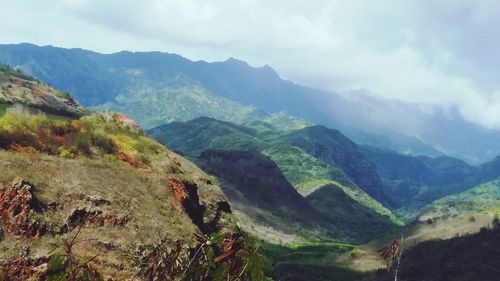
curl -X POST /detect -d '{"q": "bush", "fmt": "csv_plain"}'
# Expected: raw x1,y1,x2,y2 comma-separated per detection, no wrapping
350,248,363,258
138,232,270,281
59,148,72,159
0,111,164,168
45,229,104,281
493,215,500,229
103,154,119,165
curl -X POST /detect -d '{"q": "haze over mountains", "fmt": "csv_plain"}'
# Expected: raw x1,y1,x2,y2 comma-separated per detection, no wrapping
2,43,500,164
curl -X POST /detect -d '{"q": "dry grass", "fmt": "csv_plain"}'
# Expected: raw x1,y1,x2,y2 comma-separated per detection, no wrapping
0,137,232,278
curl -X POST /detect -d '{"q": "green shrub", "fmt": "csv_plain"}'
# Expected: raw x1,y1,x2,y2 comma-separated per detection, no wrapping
103,154,119,164
46,234,104,281
138,232,270,281
350,248,363,258
0,110,165,169
0,63,37,81
493,215,500,229
59,148,72,159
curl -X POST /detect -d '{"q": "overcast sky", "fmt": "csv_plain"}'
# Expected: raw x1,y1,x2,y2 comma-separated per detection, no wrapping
2,0,500,128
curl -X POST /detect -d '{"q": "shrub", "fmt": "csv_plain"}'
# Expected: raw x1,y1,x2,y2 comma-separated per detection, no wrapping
493,215,500,229
59,148,72,159
103,154,119,165
138,232,270,281
46,224,104,281
0,63,37,81
350,248,363,258
0,110,164,168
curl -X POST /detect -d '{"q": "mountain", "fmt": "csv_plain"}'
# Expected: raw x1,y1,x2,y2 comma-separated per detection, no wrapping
0,43,316,130
3,43,500,163
150,118,386,201
418,180,500,221
314,91,500,164
0,65,271,280
149,117,402,242
278,126,385,202
196,149,341,243
479,156,500,179
360,146,480,210
360,145,500,216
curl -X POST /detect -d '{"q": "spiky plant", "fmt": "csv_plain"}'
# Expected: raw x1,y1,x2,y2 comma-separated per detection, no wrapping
45,225,103,281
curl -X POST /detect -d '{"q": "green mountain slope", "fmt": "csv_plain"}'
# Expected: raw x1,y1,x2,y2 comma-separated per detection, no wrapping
418,180,500,220
360,145,500,218
197,150,342,243
2,43,487,164
277,126,386,202
99,83,263,129
149,117,401,242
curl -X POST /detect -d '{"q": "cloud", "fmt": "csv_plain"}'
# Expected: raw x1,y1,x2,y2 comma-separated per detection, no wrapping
1,0,500,128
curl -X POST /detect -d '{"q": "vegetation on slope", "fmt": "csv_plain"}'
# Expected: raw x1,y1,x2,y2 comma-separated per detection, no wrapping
278,126,386,202
261,145,401,238
0,63,83,117
263,242,363,281
149,118,401,243
361,145,500,219
0,73,272,279
197,149,364,244
419,180,500,220
99,83,264,129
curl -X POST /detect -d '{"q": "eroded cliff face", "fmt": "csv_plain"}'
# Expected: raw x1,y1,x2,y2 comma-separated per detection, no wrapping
167,178,231,234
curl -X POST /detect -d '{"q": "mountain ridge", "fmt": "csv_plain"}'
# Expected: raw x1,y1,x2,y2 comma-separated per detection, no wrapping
4,43,500,163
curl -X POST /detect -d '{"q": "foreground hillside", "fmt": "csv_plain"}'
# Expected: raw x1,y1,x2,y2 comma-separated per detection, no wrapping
376,222,500,281
0,66,271,280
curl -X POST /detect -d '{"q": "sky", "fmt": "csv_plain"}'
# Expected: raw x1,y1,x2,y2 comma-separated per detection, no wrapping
1,0,500,128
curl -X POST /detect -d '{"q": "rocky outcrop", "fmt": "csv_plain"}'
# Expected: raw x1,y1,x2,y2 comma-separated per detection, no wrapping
99,112,143,133
167,178,231,234
61,207,129,233
0,179,46,238
0,256,48,281
0,66,83,117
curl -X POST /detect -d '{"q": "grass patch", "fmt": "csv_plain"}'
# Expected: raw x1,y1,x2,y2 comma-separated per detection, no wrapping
262,242,364,281
0,111,164,168
420,180,500,218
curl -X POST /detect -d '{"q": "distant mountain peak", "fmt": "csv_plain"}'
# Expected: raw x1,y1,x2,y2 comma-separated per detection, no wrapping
225,57,249,66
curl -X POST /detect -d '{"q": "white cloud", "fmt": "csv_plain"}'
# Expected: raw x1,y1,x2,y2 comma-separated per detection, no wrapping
1,0,500,128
